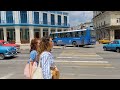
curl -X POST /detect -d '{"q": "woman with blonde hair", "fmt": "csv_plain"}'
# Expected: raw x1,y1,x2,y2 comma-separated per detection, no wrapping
38,36,58,79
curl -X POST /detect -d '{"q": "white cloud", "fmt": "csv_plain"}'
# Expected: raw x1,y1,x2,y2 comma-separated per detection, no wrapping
68,11,93,27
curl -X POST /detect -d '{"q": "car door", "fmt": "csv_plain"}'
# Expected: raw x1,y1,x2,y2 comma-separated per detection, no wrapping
106,41,113,50
110,41,116,50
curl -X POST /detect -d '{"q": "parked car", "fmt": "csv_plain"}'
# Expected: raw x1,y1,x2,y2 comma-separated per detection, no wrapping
99,38,111,44
103,40,120,53
0,40,20,52
0,44,17,60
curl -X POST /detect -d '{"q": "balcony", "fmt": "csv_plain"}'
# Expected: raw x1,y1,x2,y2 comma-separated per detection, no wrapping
0,21,70,28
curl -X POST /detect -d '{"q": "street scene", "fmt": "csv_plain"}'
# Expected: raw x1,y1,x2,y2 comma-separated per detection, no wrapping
0,43,120,79
0,11,120,79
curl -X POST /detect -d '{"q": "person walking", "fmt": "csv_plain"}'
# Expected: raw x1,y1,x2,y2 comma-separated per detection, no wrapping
38,36,59,79
24,38,40,79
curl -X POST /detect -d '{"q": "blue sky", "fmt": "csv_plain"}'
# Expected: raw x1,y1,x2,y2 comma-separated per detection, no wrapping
68,11,93,26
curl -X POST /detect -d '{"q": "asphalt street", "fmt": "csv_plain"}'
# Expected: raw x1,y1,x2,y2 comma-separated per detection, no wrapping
0,43,120,79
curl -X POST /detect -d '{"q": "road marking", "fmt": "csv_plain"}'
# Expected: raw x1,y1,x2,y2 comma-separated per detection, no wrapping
57,57,103,59
54,60,108,63
0,73,14,79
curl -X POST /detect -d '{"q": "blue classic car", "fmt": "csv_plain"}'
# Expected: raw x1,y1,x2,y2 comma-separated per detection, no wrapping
103,40,120,53
0,44,17,60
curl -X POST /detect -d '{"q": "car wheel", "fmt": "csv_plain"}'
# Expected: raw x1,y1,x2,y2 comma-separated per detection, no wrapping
116,48,120,53
103,47,107,51
0,54,5,60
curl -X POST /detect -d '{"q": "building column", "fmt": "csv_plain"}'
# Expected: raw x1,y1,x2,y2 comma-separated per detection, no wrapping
62,28,64,31
3,27,7,41
67,15,69,26
29,26,34,42
28,11,33,24
40,27,43,38
39,12,43,24
61,14,64,26
48,28,51,35
48,12,51,25
13,11,19,24
55,28,57,32
15,26,21,44
1,11,6,24
55,13,58,25
110,29,114,41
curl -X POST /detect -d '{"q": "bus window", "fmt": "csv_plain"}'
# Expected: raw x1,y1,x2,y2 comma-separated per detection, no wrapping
75,31,79,37
81,31,86,36
70,32,73,37
58,33,61,38
67,32,71,38
72,32,76,37
60,33,63,38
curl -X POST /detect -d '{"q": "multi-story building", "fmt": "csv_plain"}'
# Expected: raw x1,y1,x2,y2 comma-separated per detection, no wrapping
93,11,120,41
70,21,93,30
0,11,70,44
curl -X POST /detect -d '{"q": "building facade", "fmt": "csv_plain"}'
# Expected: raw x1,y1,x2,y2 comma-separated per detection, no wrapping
93,11,120,41
70,21,93,30
0,11,70,44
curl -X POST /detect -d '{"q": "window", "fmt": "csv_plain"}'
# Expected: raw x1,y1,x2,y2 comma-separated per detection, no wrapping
51,14,55,25
116,18,120,23
20,11,27,23
6,11,13,23
115,41,119,44
43,13,47,24
34,12,39,24
64,16,67,26
58,15,61,25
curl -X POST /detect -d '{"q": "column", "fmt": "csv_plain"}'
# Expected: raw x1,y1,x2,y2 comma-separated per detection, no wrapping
28,11,33,24
1,11,6,23
15,26,21,44
3,27,7,41
48,28,51,35
67,15,69,26
40,27,43,38
110,29,114,41
13,11,19,24
55,28,57,32
61,14,64,26
48,12,51,25
29,26,34,42
62,28,64,31
55,13,58,25
39,11,43,24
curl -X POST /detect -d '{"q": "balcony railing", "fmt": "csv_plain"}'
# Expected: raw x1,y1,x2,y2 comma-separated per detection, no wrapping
0,20,70,27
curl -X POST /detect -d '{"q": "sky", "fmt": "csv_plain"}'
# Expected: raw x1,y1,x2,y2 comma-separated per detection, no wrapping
68,11,93,27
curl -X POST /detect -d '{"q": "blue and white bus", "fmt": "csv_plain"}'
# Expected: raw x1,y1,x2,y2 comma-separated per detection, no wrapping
50,27,96,47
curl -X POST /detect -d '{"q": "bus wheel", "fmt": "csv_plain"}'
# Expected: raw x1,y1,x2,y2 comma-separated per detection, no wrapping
72,41,77,47
54,42,57,46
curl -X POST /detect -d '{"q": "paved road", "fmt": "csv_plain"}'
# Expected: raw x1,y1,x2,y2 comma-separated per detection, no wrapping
0,44,120,79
